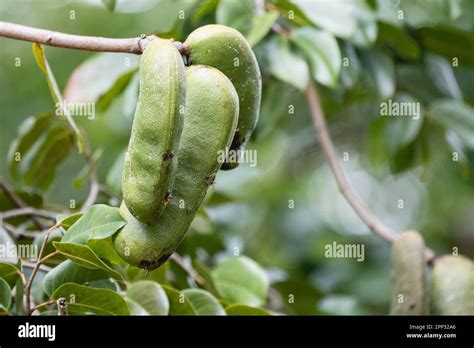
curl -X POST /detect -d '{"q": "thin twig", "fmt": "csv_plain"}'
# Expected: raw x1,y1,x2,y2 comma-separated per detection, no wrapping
0,179,45,229
30,299,54,314
305,79,435,262
24,224,59,314
81,148,100,211
0,21,187,54
170,253,205,286
3,222,39,239
1,207,58,220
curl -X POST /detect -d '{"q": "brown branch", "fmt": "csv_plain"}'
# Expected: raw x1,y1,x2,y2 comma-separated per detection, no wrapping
1,207,58,220
170,253,205,286
25,224,59,314
0,21,187,54
0,179,45,229
304,80,435,262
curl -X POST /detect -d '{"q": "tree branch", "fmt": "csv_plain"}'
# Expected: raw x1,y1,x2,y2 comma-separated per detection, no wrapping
1,207,58,220
305,80,435,262
0,179,46,229
0,21,186,54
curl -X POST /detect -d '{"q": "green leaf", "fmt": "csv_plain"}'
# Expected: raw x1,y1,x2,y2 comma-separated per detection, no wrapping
273,0,313,26
125,297,148,315
43,260,110,296
101,0,116,12
162,285,197,315
61,204,126,244
425,53,462,100
21,124,73,190
182,289,226,315
64,53,139,112
105,148,126,195
359,48,395,99
377,22,420,61
52,283,129,315
87,238,125,266
265,36,309,91
349,0,377,47
430,100,474,150
32,43,84,153
7,113,54,179
291,27,341,87
0,262,20,288
211,256,269,307
216,0,254,33
246,11,279,47
397,65,444,104
53,242,124,281
225,304,271,316
126,281,169,315
291,0,357,39
382,94,424,152
415,26,474,68
15,275,24,315
192,259,220,296
339,43,361,89
57,212,84,229
0,278,11,314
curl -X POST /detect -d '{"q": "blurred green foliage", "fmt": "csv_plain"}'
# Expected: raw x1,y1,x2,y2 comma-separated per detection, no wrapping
0,0,473,315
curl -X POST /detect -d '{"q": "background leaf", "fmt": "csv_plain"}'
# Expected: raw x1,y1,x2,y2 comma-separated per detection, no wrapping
246,11,279,47
0,278,12,314
225,304,271,316
32,43,84,152
182,289,226,315
291,27,341,87
0,262,20,288
126,281,169,315
265,35,309,91
162,285,197,315
211,256,269,307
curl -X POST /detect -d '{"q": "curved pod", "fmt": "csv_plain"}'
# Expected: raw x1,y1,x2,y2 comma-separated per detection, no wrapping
115,65,239,269
122,38,185,224
390,230,428,315
185,24,261,169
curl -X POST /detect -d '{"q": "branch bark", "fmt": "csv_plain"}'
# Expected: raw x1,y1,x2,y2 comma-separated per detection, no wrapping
0,21,187,54
305,80,435,262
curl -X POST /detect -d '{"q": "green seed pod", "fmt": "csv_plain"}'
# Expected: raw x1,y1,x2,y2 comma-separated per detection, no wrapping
114,65,239,269
185,24,261,170
390,230,428,315
122,38,185,224
431,255,474,314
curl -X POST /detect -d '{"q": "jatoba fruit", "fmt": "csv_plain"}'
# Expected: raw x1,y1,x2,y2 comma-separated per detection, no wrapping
114,65,239,269
390,230,428,315
185,24,261,170
430,255,474,314
122,38,185,224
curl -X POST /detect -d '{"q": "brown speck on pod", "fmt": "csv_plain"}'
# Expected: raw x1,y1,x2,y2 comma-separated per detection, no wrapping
162,151,175,161
164,191,172,203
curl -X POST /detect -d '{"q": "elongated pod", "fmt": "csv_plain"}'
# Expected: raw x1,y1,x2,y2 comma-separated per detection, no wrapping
390,231,428,315
114,65,239,269
185,25,261,170
122,38,185,224
431,255,474,314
